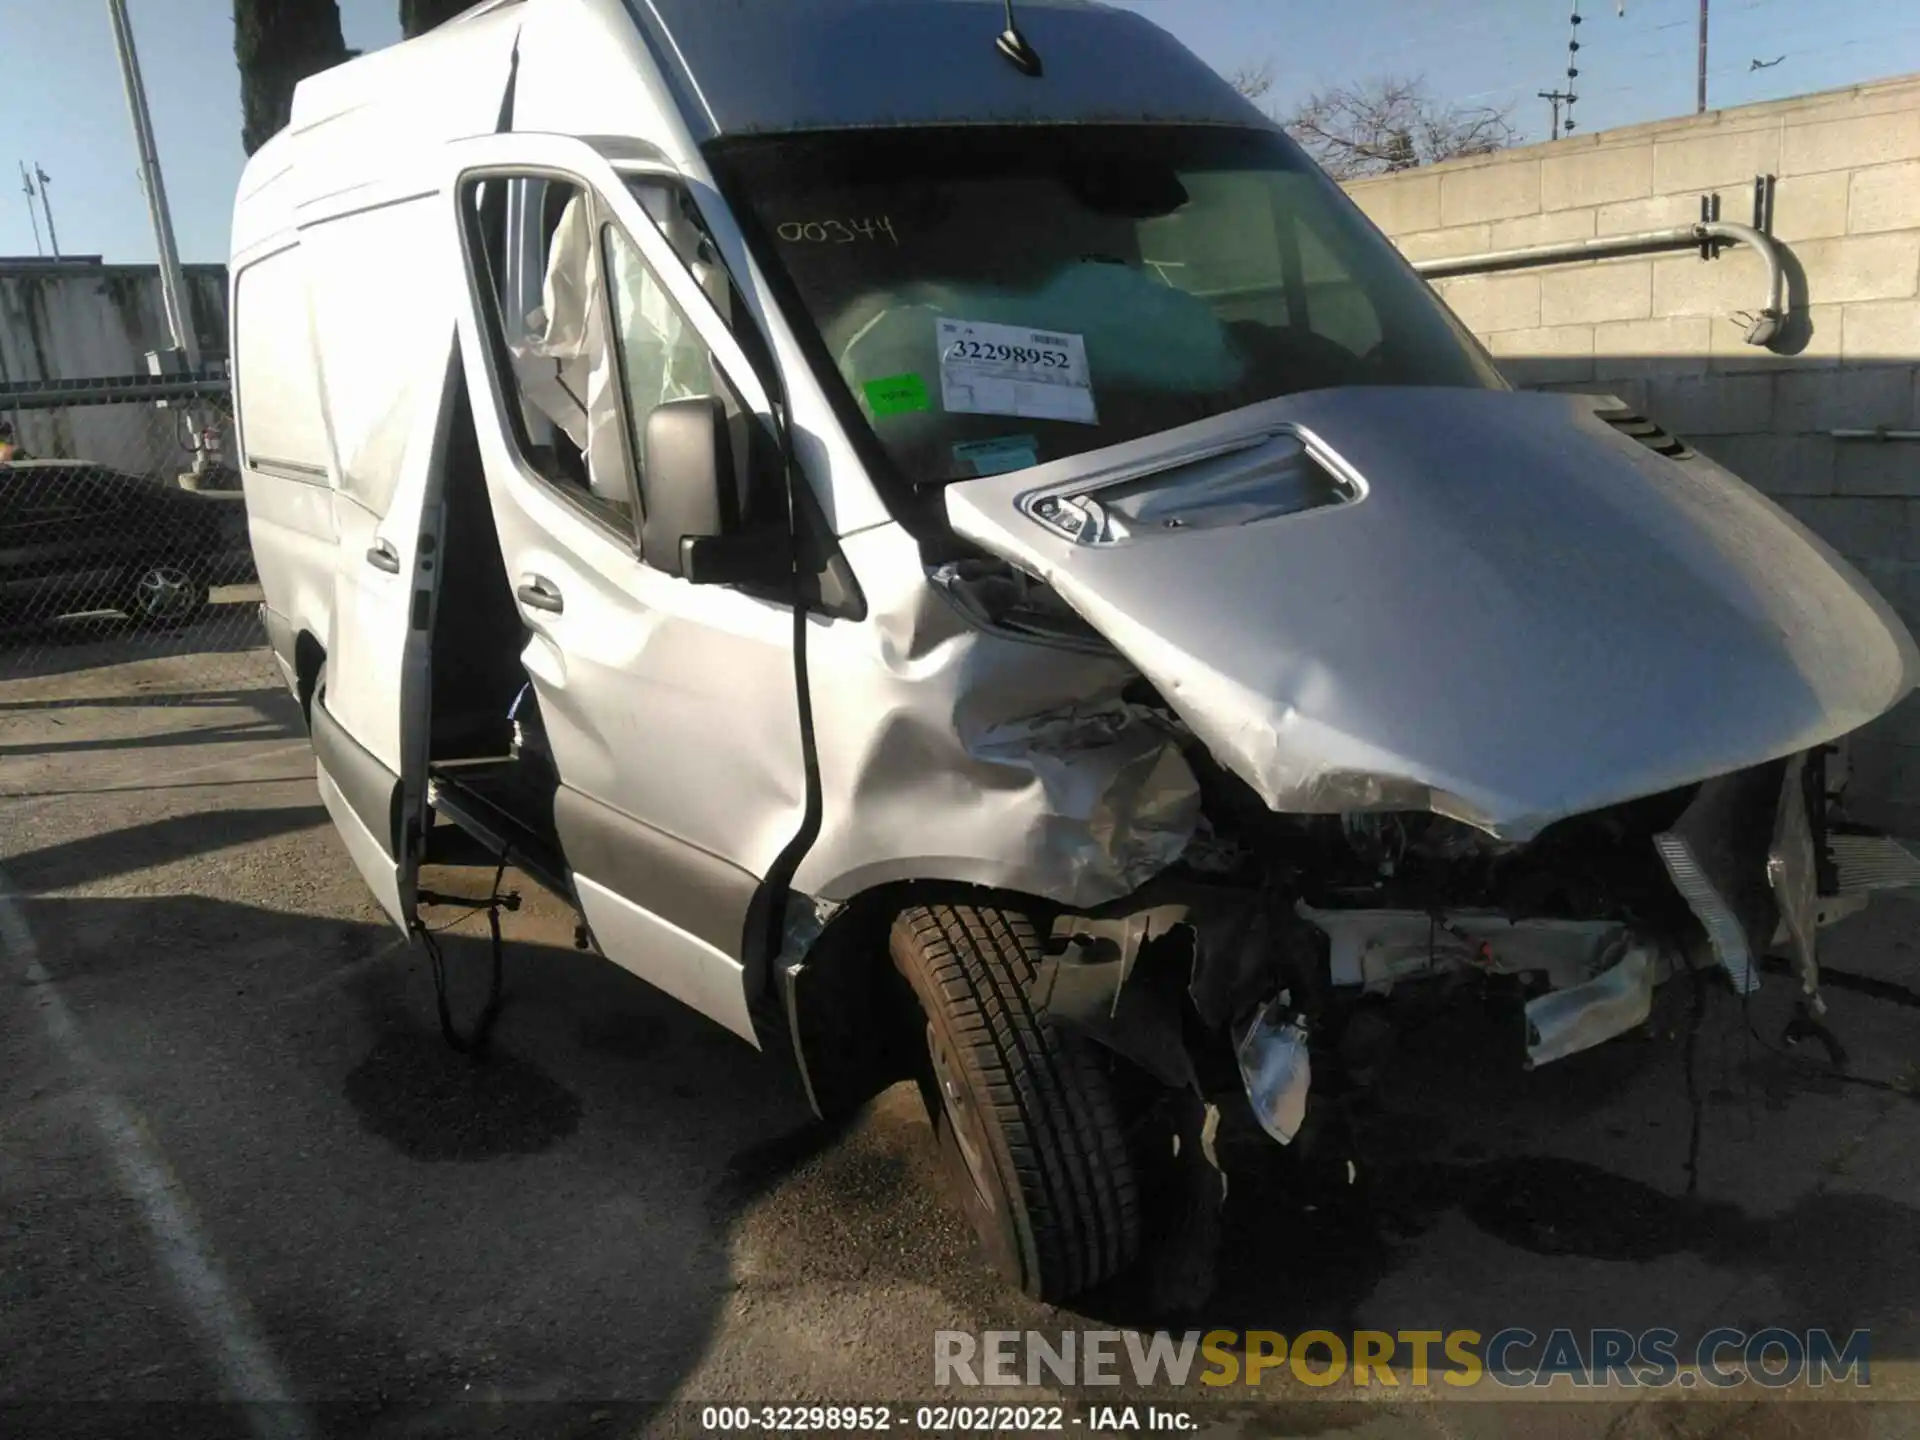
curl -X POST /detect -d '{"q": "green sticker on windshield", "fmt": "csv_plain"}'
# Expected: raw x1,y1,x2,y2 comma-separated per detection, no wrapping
863,372,932,418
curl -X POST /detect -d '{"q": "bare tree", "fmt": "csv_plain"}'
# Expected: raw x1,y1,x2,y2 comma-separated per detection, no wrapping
233,0,353,155
1228,61,1274,104
1282,76,1517,180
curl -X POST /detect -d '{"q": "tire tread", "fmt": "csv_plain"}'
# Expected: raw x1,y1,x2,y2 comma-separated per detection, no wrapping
892,903,1140,1299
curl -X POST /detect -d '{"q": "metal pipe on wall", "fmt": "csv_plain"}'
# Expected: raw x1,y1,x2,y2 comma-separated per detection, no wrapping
1412,219,1785,347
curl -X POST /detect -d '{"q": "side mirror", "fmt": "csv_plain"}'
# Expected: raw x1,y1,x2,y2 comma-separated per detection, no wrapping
681,529,789,587
640,396,787,588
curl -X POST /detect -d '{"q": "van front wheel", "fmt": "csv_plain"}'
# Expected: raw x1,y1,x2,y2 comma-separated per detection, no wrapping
890,904,1141,1301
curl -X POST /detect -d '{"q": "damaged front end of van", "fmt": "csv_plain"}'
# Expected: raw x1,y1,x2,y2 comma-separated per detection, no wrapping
928,383,1920,1156
705,115,1920,1168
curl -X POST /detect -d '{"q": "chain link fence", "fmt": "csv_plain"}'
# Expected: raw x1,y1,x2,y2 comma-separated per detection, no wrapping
0,376,273,689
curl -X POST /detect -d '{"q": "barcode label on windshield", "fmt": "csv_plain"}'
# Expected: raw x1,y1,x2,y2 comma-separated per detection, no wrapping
937,319,1097,426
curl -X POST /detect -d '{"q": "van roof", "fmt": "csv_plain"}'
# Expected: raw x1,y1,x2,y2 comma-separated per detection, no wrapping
232,0,1267,262
631,0,1265,139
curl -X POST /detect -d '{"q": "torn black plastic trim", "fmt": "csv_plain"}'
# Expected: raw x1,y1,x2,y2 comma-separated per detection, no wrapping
1027,883,1317,1092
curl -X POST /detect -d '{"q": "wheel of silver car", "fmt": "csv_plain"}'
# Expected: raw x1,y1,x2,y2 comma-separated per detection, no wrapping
890,903,1141,1301
127,561,207,628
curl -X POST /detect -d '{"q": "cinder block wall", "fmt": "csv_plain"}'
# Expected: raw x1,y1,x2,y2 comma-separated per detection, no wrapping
1344,74,1920,830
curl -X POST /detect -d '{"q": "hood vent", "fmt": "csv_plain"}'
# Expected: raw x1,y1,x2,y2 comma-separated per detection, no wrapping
1026,429,1361,546
1599,408,1694,461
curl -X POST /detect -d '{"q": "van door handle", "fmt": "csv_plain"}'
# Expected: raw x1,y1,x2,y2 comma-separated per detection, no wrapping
515,576,564,614
365,539,401,573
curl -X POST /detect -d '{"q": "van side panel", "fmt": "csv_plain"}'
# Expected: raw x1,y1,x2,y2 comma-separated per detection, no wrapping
232,240,335,683
234,245,331,471
302,197,456,521
300,191,459,805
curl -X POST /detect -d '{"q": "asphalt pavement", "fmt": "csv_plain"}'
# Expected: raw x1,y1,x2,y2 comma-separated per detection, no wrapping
6,619,1920,1439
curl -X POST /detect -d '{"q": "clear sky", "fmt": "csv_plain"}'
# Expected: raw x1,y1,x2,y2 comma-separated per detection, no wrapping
3,0,1918,266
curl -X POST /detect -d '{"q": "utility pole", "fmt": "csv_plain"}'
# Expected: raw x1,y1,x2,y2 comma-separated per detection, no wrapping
1697,0,1711,113
105,0,198,371
19,164,43,256
34,164,60,257
1539,89,1577,140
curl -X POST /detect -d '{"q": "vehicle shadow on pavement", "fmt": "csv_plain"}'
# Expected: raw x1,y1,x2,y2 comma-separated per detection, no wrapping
0,688,290,717
3,805,328,894
0,600,267,685
0,673,299,764
2,872,821,1435
0,711,299,760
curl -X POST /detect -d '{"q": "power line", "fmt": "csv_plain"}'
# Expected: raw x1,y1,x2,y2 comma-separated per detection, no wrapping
1454,0,1769,104
1270,0,1788,134
1199,0,1905,143
1298,0,1783,97
1457,12,1920,112
1614,18,1920,101
1386,0,1786,110
1600,0,1779,74
1207,0,1789,139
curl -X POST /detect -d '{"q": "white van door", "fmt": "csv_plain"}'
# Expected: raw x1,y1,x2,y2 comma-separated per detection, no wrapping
300,191,463,931
442,134,804,1042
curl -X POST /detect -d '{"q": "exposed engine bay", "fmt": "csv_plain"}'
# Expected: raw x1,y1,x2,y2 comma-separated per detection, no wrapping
1026,714,1920,1155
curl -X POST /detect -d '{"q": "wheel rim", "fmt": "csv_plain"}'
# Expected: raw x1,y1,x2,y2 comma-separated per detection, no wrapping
925,1021,1021,1283
135,565,194,618
928,1022,993,1201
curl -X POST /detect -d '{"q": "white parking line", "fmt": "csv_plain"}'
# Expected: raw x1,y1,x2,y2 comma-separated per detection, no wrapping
0,873,315,1440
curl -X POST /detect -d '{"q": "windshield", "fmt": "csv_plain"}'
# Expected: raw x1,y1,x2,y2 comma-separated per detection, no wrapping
707,124,1503,495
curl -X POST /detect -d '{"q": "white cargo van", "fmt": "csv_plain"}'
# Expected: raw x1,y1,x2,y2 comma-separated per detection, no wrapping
234,0,1920,1300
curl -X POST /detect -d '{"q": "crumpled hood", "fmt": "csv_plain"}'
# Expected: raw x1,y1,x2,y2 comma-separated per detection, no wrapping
944,387,1920,840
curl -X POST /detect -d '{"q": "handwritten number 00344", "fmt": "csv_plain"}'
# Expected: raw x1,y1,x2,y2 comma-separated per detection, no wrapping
777,217,899,245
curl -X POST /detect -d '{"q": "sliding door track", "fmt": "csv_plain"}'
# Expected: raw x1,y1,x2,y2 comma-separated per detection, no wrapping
427,769,573,901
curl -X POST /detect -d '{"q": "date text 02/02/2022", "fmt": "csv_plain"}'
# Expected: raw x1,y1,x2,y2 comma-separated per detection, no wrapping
698,1404,1198,1432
